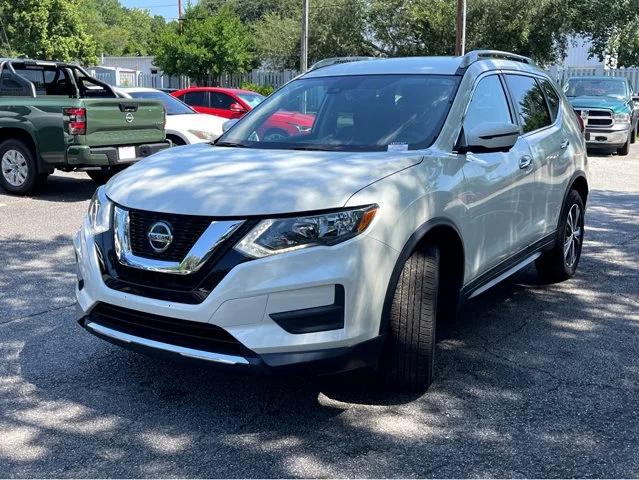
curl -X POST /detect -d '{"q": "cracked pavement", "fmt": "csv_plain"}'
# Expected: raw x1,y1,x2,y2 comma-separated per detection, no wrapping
0,146,638,477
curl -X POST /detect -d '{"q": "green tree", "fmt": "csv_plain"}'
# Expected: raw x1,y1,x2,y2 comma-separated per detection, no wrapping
153,6,255,85
0,0,97,63
77,0,168,56
253,0,372,69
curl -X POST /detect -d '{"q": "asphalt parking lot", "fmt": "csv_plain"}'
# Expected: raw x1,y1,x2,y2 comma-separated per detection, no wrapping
1,145,638,478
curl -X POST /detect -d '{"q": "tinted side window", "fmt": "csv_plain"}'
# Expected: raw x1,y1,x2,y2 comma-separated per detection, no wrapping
540,79,560,121
184,91,208,107
211,92,234,109
465,75,512,131
505,74,551,133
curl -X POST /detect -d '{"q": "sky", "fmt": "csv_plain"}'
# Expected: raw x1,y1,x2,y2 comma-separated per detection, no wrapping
120,0,197,20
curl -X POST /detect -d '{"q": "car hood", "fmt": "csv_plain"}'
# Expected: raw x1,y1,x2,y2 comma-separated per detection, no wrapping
106,143,423,216
568,96,630,114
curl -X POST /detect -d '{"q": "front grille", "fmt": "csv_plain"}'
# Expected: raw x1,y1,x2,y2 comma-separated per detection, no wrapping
96,219,257,304
129,208,212,262
88,303,254,357
574,108,613,127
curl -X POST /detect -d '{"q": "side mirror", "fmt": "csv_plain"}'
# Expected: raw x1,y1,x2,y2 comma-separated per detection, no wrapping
459,122,520,154
229,102,247,113
222,119,239,132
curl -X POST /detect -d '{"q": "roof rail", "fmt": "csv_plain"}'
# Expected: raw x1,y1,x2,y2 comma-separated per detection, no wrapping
458,50,534,69
308,56,378,71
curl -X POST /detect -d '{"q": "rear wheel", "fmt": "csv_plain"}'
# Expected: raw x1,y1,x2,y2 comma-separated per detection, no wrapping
378,245,439,393
536,190,585,282
0,139,38,195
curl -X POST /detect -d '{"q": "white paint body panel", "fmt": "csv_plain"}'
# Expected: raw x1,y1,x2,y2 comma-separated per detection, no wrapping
76,55,589,360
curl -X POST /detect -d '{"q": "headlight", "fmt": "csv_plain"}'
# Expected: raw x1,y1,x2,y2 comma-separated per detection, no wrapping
188,129,216,141
86,186,112,235
613,113,631,124
234,205,378,258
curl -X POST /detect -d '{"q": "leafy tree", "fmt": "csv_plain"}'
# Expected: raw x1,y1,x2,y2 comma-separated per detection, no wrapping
153,6,255,85
77,0,168,56
0,0,97,63
253,0,372,69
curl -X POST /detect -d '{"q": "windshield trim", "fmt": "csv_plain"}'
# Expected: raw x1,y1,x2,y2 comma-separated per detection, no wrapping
216,73,462,152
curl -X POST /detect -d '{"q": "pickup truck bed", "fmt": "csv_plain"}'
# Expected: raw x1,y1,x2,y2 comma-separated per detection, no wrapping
0,58,171,194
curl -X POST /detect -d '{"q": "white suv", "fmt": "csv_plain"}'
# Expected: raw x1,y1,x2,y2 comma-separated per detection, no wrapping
74,51,588,392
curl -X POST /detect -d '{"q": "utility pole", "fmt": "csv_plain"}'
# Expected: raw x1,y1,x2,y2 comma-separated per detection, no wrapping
300,0,309,71
178,0,183,33
454,0,466,56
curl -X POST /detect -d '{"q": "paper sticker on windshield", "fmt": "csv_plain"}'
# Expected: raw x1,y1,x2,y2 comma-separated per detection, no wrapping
387,143,408,152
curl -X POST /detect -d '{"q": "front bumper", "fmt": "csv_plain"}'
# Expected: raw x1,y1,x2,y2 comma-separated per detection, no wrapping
66,141,171,167
73,218,398,373
585,125,630,147
77,309,384,374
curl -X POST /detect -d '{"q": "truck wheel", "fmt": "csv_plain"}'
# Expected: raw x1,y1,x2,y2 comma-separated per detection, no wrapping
536,190,585,282
617,132,631,156
378,245,439,393
87,168,120,185
0,139,38,195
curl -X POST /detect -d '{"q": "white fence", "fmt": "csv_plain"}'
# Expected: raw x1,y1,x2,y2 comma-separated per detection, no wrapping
549,66,639,91
90,68,298,90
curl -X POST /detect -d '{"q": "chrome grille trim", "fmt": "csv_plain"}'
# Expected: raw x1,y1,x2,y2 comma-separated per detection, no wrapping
113,206,243,275
574,108,614,127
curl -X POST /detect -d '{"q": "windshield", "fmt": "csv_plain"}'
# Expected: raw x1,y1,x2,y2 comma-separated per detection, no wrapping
565,78,627,99
237,92,265,108
128,90,195,115
217,74,460,151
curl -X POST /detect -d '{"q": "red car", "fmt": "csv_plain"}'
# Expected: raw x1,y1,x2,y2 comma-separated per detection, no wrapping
172,87,264,119
172,86,315,141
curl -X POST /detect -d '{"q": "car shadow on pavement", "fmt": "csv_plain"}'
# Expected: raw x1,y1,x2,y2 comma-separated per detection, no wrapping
0,189,638,477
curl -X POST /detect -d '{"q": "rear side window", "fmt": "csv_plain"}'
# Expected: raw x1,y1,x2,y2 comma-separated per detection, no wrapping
540,79,561,121
465,75,512,132
505,74,551,133
211,92,234,109
184,91,209,107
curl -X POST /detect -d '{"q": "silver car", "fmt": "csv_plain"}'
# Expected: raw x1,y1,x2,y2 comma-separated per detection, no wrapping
75,51,588,393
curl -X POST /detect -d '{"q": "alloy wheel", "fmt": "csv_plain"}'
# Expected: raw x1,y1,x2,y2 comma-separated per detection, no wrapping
563,204,582,268
1,149,29,187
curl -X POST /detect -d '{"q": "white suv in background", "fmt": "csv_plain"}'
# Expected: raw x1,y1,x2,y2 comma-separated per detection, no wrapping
75,51,588,392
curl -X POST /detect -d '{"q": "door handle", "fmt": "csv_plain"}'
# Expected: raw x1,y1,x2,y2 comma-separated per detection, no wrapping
560,139,570,149
519,155,532,169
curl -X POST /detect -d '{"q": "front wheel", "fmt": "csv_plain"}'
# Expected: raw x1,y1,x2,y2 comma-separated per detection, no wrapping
0,139,39,195
617,131,631,156
378,245,439,393
536,190,585,282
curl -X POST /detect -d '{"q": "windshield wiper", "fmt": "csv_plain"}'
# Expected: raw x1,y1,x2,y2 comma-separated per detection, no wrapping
214,141,249,148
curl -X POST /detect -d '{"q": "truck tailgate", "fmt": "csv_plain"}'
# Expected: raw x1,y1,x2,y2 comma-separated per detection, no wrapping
82,99,165,146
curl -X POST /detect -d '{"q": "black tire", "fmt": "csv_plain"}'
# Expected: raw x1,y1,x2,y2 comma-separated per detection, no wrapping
536,190,585,282
167,134,186,146
631,124,637,144
378,245,439,393
617,131,631,156
0,139,38,195
87,169,118,185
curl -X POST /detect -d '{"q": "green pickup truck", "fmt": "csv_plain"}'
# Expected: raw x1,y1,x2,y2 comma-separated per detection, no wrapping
0,58,170,194
565,76,639,156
